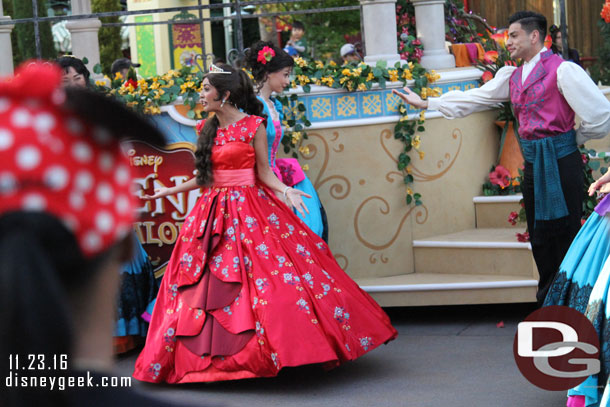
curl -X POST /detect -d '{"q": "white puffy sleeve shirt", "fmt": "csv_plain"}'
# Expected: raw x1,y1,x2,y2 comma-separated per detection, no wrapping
427,57,610,145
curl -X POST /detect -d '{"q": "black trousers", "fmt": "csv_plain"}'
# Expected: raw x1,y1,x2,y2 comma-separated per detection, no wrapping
521,150,583,306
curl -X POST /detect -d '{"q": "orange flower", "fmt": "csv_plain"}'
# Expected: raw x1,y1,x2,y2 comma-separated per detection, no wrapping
484,50,498,64
544,34,553,49
602,0,610,23
481,71,493,83
491,32,506,47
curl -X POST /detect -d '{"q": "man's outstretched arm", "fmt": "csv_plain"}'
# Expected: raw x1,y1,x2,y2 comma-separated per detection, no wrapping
392,66,516,119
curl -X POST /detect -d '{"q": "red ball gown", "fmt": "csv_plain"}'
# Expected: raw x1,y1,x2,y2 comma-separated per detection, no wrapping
133,115,397,383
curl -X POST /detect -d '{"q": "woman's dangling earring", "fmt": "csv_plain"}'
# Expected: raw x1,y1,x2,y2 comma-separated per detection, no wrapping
220,99,226,108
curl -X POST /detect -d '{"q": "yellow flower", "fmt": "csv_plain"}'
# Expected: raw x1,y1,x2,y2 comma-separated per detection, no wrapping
302,164,309,171
411,135,421,149
420,88,427,99
329,60,337,67
407,187,413,195
292,131,302,142
388,69,399,82
347,83,354,92
366,72,375,81
157,89,165,96
315,60,324,69
242,67,254,80
114,72,124,80
418,151,425,160
291,81,297,88
180,81,196,93
352,67,362,77
357,83,367,91
339,77,349,84
402,69,413,80
294,57,307,68
299,146,310,155
321,76,334,87
425,70,441,83
95,80,107,87
419,110,425,121
429,87,441,97
150,81,160,90
341,68,351,77
406,166,412,174
408,62,414,70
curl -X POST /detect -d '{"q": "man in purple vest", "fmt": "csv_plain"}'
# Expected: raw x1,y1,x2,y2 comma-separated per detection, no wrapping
394,11,610,306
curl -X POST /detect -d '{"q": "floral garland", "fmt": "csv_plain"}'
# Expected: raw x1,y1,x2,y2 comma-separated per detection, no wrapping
290,57,439,206
94,59,439,207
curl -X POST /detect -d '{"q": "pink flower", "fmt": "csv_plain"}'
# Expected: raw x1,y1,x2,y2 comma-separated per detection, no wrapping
257,46,276,65
489,165,511,189
516,232,530,242
507,211,518,226
582,153,589,165
481,71,493,83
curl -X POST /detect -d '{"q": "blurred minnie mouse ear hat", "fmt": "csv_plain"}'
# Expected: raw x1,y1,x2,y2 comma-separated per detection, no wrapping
0,61,139,257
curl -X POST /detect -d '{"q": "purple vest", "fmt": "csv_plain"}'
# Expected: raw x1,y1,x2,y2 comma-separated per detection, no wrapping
509,50,575,140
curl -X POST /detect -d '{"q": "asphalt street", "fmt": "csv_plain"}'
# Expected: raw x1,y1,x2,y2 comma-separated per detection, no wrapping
114,303,567,407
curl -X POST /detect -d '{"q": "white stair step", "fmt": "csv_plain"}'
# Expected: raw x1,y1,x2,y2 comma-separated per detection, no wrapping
356,273,537,306
413,228,535,277
474,194,523,228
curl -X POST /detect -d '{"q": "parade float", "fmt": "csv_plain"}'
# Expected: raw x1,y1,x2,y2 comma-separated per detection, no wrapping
1,0,606,306
107,0,610,307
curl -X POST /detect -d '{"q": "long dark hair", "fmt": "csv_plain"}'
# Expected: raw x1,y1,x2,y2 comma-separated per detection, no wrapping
0,88,165,407
245,41,294,91
195,63,263,186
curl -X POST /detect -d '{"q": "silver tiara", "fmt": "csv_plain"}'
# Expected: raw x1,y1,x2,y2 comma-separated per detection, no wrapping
208,63,232,74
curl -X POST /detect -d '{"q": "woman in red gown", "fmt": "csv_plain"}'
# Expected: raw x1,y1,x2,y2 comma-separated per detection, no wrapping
133,63,397,383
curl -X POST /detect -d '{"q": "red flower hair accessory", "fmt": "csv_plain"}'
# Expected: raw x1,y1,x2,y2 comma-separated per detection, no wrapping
257,46,276,65
0,62,136,257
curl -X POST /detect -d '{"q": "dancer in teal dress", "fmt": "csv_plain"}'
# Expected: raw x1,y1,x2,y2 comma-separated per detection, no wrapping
246,41,328,242
115,235,158,337
544,171,610,407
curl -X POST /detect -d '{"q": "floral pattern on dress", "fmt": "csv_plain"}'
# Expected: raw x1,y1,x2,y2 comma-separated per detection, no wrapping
133,114,396,384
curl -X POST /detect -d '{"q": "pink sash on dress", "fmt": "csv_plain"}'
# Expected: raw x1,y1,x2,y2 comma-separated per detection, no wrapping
213,169,256,187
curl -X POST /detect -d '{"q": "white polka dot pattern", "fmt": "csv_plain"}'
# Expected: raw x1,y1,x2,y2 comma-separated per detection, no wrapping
16,146,41,170
0,62,137,257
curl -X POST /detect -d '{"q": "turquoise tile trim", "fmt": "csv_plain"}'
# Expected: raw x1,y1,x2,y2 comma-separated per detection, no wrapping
335,94,358,119
309,95,334,121
293,78,482,123
360,92,383,117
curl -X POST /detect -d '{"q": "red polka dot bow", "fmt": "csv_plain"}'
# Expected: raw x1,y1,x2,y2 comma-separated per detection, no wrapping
0,62,136,257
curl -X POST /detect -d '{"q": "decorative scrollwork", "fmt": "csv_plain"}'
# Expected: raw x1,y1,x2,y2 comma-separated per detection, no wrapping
354,195,428,250
381,128,463,183
302,132,351,200
369,253,390,264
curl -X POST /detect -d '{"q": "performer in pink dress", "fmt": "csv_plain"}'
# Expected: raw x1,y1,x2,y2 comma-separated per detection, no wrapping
132,63,397,383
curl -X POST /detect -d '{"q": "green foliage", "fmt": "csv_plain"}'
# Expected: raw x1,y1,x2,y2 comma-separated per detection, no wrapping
590,18,610,85
11,0,55,62
92,0,123,76
582,148,610,219
276,0,361,60
276,94,310,159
